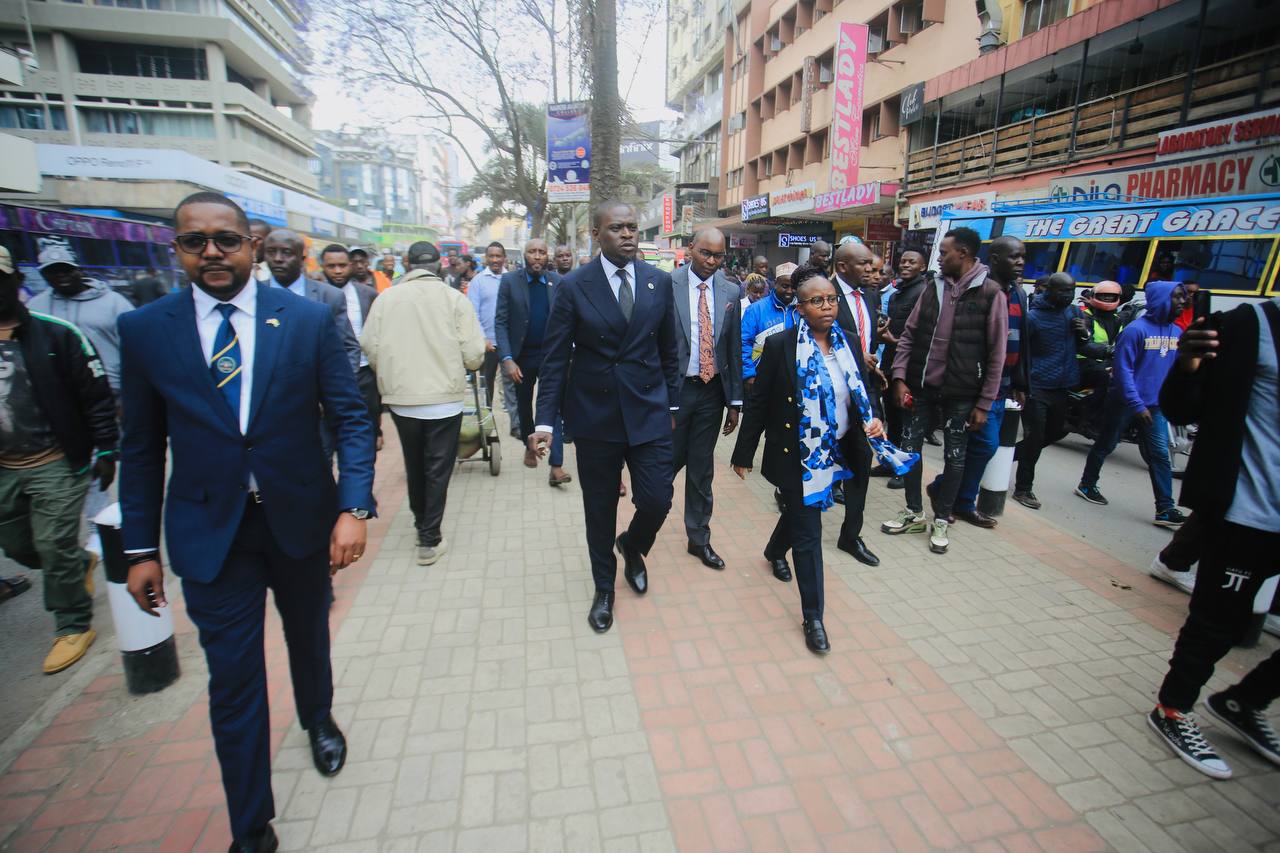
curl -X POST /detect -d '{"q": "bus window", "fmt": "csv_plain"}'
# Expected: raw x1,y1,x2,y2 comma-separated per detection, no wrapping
1023,242,1064,282
118,240,152,269
1063,241,1148,286
1152,238,1274,293
77,236,118,268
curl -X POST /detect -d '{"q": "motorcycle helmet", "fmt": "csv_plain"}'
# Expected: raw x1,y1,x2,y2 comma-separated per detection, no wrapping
1086,280,1123,312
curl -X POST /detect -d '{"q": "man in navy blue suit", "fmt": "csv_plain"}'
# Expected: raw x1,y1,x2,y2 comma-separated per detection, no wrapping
118,192,375,853
529,201,681,633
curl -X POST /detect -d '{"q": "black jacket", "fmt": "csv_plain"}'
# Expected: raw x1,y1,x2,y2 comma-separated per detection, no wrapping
1160,300,1277,519
9,304,118,471
882,273,928,372
731,327,870,492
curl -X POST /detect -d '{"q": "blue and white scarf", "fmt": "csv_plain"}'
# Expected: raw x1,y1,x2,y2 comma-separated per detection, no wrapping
795,319,919,509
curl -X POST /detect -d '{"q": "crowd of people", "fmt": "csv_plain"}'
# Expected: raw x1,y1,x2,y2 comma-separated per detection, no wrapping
0,190,1275,851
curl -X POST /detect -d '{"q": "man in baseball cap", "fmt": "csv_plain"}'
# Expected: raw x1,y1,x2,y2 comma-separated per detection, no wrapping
346,246,378,290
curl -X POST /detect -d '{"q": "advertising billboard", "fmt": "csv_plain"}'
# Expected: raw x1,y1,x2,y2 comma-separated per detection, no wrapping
769,181,816,216
547,101,591,203
828,23,869,191
1049,148,1280,202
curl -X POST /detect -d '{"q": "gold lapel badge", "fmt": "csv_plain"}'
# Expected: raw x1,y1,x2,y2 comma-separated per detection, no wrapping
266,318,280,327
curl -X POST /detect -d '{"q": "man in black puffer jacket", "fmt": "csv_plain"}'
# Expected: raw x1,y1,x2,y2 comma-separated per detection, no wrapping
1013,272,1088,509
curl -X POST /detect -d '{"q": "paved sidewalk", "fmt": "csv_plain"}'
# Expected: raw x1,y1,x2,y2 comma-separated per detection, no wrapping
0,421,1276,852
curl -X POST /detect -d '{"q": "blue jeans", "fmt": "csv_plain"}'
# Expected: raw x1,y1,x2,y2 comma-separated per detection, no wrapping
934,398,1004,514
1080,397,1174,512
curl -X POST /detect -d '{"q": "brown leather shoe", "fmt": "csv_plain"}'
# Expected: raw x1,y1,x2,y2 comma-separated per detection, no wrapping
955,507,998,529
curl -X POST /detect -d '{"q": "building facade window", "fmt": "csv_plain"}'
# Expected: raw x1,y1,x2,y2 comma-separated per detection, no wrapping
76,40,208,80
0,104,67,131
1022,0,1070,37
81,108,214,137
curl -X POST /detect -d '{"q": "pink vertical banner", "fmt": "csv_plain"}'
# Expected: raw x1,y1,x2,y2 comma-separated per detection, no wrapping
828,22,869,191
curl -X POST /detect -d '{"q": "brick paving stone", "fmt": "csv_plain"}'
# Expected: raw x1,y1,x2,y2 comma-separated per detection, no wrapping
0,420,1276,851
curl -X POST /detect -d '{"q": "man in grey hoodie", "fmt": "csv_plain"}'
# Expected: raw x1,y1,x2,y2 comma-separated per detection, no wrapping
28,258,134,397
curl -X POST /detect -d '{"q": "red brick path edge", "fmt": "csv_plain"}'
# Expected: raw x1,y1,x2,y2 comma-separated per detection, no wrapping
0,431,407,853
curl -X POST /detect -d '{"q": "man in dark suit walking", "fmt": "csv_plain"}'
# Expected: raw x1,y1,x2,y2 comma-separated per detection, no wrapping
496,238,571,485
529,201,681,632
261,229,362,374
670,227,742,569
320,244,382,450
119,193,376,853
830,239,884,567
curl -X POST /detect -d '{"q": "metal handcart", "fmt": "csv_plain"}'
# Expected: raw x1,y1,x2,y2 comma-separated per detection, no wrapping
457,370,501,476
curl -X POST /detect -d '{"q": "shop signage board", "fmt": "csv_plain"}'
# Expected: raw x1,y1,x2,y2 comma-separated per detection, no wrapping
1049,147,1280,202
778,232,825,247
1006,198,1280,241
908,191,997,230
741,193,770,221
865,218,902,242
729,233,757,248
546,101,591,202
828,22,869,191
662,194,674,233
768,181,816,216
899,82,926,126
814,180,887,215
1155,107,1280,161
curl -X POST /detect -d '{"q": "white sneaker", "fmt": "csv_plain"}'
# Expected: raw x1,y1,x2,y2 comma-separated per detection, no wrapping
417,539,447,566
1149,555,1196,594
928,518,950,554
1264,614,1280,639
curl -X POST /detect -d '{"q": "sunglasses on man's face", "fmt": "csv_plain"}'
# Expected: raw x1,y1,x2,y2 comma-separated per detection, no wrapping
174,232,252,255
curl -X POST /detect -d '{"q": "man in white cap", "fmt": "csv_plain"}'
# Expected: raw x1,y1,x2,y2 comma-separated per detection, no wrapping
741,262,799,395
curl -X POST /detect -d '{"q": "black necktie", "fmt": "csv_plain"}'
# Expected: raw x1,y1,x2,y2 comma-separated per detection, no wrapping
617,269,633,321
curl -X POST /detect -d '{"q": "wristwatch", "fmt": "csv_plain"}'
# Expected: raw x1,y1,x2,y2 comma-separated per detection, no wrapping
344,508,371,520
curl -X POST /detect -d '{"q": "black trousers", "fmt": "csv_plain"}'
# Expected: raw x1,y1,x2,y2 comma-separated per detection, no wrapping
1160,511,1203,572
391,411,462,547
481,349,499,409
515,345,545,443
765,488,825,621
672,376,724,545
356,365,382,438
575,435,673,591
838,437,871,540
181,500,332,842
902,391,972,517
1014,388,1070,492
1159,518,1280,711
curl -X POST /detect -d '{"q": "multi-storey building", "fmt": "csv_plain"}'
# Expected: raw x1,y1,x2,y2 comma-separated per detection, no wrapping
0,0,373,237
420,137,465,237
314,129,422,226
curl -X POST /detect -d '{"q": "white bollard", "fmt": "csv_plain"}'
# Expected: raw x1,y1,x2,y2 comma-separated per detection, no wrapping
977,400,1022,517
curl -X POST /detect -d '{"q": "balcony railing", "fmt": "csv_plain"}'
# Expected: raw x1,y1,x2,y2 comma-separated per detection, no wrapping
905,46,1280,192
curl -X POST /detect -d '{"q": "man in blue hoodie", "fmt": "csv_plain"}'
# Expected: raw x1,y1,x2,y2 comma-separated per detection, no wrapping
1075,280,1189,528
1012,272,1086,510
741,263,797,392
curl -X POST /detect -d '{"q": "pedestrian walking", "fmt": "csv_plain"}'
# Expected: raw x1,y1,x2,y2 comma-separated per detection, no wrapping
119,193,375,852
261,229,362,374
877,249,928,488
362,241,485,565
468,242,504,410
1075,280,1189,528
0,247,117,674
881,227,1008,555
742,264,798,395
1146,297,1280,779
321,245,382,451
529,201,681,634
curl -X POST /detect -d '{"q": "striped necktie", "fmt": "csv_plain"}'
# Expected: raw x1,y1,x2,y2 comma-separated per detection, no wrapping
210,303,242,418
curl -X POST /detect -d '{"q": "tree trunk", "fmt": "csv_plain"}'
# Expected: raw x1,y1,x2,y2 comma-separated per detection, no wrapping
588,0,621,206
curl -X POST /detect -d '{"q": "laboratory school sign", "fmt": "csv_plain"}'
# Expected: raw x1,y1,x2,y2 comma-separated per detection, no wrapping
1008,198,1280,241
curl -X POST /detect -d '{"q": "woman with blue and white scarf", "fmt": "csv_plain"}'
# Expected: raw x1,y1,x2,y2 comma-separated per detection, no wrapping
731,270,918,654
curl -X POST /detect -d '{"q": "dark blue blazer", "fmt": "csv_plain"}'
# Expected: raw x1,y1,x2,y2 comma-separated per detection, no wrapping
118,284,376,583
535,256,680,446
495,269,561,362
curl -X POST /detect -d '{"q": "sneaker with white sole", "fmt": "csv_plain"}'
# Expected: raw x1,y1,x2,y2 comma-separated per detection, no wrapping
1153,508,1189,529
1147,706,1232,779
416,539,447,566
928,518,950,554
1149,555,1196,594
1074,484,1109,506
881,508,926,535
1204,693,1280,768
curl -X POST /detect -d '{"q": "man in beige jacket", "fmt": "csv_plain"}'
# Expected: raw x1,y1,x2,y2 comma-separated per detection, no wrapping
361,241,486,565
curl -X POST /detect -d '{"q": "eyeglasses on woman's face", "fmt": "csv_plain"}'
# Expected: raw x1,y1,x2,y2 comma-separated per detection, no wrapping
801,295,841,308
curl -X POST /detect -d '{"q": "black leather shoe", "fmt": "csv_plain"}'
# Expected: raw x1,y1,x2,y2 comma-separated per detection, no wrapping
229,824,278,853
803,620,830,654
767,555,792,582
616,534,648,595
887,476,905,489
687,542,725,570
955,507,998,529
870,465,893,477
838,536,880,566
307,714,346,777
588,589,615,632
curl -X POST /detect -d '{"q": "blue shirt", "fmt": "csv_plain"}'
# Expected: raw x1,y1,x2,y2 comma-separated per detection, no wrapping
468,268,501,344
741,294,797,380
524,272,550,352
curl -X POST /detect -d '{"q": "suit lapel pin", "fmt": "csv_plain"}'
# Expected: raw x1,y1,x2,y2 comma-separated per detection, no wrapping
266,318,280,327
647,282,654,290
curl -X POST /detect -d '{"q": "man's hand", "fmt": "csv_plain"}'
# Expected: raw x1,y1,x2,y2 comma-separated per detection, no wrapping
968,407,988,431
92,456,116,490
485,341,496,353
722,407,740,436
1176,317,1218,373
892,379,909,410
1137,408,1155,426
732,465,751,479
1071,317,1088,336
744,377,755,394
879,328,898,345
126,559,166,617
868,365,889,391
329,513,367,573
527,430,552,459
671,414,677,431
502,358,523,383
1009,390,1026,407
864,418,886,439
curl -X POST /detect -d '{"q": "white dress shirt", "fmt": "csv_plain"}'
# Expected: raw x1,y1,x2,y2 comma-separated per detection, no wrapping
686,271,717,378
598,254,637,304
192,279,257,434
341,282,369,367
836,274,872,353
